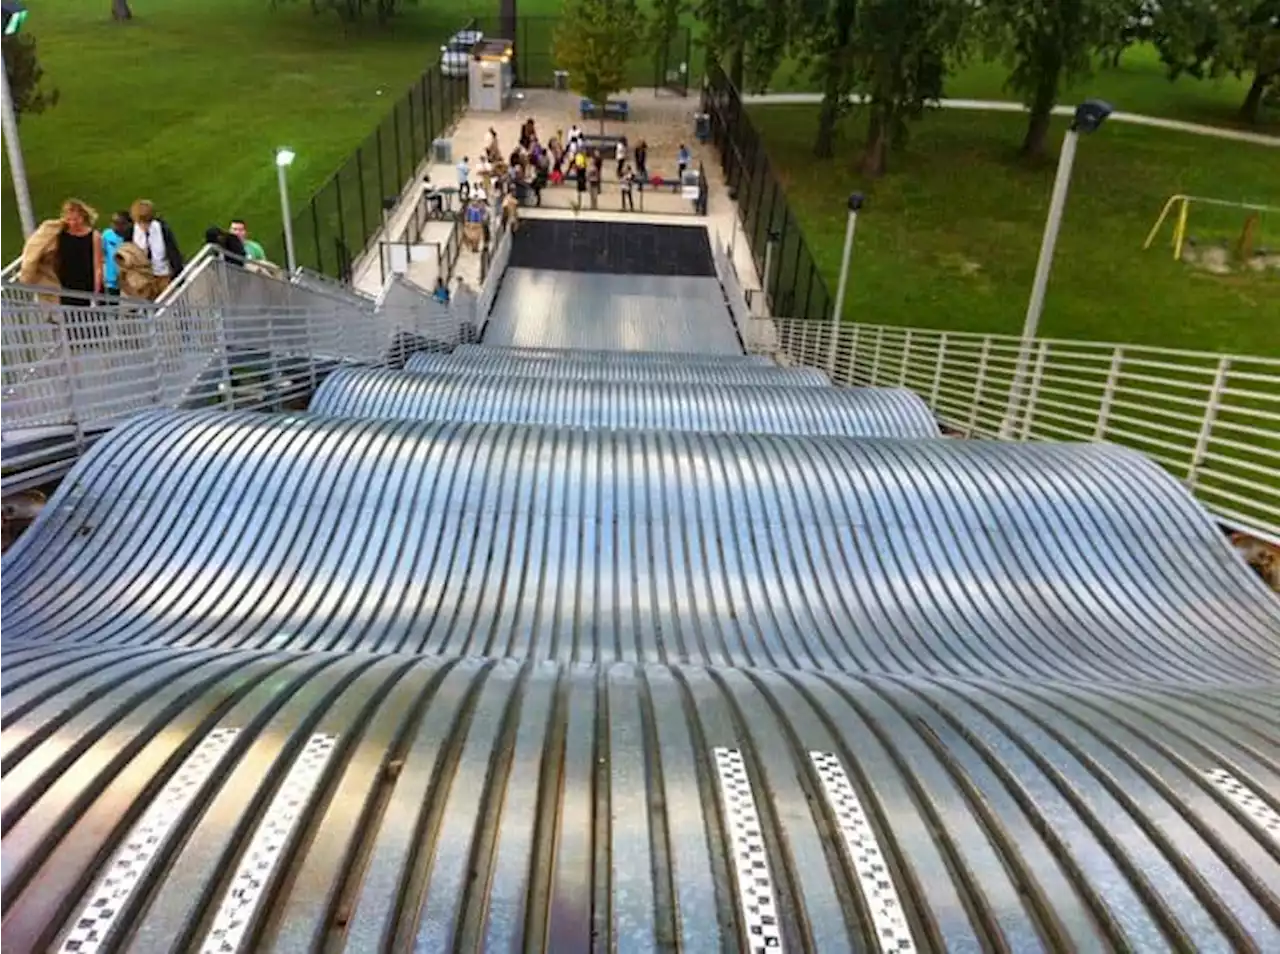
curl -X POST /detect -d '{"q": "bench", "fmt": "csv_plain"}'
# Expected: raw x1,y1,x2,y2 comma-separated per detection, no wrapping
579,98,630,122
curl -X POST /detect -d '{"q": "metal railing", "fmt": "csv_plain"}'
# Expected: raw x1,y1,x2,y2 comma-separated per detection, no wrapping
2,249,471,493
748,314,1280,542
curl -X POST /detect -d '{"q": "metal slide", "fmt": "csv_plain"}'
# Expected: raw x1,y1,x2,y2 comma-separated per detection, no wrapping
405,349,830,386
4,410,1276,681
309,368,940,437
2,647,1278,952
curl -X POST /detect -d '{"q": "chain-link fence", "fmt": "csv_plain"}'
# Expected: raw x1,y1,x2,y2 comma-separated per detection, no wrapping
702,63,833,321
282,38,471,281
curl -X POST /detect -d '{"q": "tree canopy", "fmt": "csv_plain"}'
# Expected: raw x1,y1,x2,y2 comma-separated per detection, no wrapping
553,0,647,127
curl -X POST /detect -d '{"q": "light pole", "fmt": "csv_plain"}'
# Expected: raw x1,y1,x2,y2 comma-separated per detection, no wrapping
828,192,864,373
275,147,297,272
762,227,780,313
1001,99,1112,438
2,4,37,238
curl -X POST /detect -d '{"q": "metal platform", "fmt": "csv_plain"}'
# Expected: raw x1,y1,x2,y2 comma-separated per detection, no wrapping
309,368,940,437
2,647,1277,953
4,410,1276,680
481,269,744,354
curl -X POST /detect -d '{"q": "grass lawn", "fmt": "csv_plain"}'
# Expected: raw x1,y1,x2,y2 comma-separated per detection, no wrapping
768,44,1279,133
0,0,511,262
749,105,1280,356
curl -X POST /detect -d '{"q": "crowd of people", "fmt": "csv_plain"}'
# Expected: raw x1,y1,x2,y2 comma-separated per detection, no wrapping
18,198,272,304
437,117,697,229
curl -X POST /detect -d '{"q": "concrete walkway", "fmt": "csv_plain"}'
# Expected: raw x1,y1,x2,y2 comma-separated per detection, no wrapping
744,93,1280,147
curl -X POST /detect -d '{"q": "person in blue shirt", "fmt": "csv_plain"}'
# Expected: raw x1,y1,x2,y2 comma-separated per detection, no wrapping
433,278,450,303
101,211,131,298
677,143,691,180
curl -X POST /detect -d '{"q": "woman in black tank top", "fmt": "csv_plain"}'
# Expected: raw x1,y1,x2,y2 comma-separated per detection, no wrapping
56,199,103,307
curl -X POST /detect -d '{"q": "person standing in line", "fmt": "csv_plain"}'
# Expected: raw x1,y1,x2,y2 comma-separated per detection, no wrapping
229,219,266,260
55,198,103,309
615,137,627,178
574,161,587,212
634,139,648,180
620,163,635,212
677,143,691,180
587,160,601,211
457,156,471,201
101,210,132,298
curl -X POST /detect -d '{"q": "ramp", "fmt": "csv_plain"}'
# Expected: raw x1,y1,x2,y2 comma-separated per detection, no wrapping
3,647,1277,953
309,368,940,437
482,269,744,354
4,410,1276,681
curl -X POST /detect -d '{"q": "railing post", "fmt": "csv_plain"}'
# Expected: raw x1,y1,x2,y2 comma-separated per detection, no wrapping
846,323,860,385
357,147,371,243
1187,356,1230,490
930,334,947,409
870,326,884,386
827,320,839,376
968,338,992,436
376,127,388,227
393,103,404,191
334,174,348,277
1019,340,1049,440
1094,347,1123,441
54,312,84,440
899,329,912,386
310,197,323,274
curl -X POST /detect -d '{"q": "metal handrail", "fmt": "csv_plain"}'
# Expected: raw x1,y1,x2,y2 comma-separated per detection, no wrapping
750,314,1280,543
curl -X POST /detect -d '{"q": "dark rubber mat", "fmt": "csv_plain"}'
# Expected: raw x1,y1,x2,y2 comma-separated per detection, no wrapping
507,219,716,276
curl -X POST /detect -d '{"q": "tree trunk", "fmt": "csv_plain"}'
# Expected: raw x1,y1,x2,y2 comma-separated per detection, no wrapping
813,62,842,158
1239,69,1271,125
729,44,745,92
861,104,890,177
111,0,132,20
1020,67,1060,158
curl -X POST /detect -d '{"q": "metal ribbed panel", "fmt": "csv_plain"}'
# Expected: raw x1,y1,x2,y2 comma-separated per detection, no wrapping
451,344,773,365
483,269,744,354
405,350,830,386
4,410,1276,681
3,648,1277,953
308,368,940,438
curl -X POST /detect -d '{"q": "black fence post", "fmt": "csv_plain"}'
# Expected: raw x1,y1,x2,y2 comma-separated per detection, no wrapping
335,172,348,274
393,102,404,191
683,28,691,97
356,146,370,244
408,91,418,172
376,127,388,229
310,196,323,275
420,73,430,151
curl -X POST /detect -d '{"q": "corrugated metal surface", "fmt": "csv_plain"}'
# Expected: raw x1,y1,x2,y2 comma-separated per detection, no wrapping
4,410,1276,679
308,367,940,438
451,343,773,365
405,350,830,386
3,647,1278,953
482,270,744,354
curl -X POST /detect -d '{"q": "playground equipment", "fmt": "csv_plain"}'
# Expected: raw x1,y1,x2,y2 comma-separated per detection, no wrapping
1144,194,1278,260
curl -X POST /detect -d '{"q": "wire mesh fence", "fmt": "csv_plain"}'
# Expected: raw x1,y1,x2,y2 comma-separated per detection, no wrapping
702,63,833,322
282,41,471,281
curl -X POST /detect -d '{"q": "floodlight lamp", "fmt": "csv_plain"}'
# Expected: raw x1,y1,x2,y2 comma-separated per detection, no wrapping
847,192,865,212
0,2,27,36
275,148,296,168
1071,100,1113,134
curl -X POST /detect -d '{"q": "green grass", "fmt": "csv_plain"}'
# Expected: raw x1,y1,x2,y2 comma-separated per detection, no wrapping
768,44,1279,133
0,0,504,261
748,104,1280,356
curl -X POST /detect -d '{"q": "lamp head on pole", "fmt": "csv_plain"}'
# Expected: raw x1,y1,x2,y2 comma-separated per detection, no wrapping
1071,100,1113,134
275,147,296,168
0,1,28,36
847,192,865,212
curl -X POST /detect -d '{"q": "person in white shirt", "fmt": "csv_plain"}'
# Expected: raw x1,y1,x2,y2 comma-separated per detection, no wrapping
129,198,171,291
615,138,627,178
457,156,471,200
568,124,582,149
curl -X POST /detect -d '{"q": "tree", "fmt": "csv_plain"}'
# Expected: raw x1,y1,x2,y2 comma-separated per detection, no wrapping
272,0,410,24
1155,0,1280,124
554,0,647,130
2,34,58,120
790,0,859,157
696,0,789,91
112,0,133,20
980,0,1128,158
851,0,966,175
